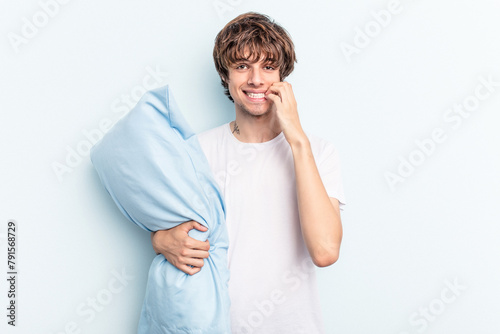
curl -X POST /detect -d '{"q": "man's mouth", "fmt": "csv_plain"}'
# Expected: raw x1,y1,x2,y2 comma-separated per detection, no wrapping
244,91,266,99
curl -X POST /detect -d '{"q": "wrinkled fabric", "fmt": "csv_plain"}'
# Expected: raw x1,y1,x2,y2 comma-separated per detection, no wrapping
90,85,231,334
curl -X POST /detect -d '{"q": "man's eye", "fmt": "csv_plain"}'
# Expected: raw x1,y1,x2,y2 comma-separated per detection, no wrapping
236,64,247,69
265,66,276,70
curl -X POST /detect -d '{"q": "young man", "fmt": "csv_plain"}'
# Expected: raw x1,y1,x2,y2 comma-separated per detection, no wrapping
151,12,346,333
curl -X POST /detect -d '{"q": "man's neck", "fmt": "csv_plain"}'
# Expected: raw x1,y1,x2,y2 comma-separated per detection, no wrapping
230,112,282,143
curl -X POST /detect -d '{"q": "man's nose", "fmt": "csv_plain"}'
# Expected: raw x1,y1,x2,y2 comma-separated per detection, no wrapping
248,69,264,86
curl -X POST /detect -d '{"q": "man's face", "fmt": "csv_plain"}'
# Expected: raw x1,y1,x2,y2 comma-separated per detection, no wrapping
226,57,280,117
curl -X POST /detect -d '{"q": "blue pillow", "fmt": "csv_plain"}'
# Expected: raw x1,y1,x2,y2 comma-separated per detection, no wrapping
90,85,231,333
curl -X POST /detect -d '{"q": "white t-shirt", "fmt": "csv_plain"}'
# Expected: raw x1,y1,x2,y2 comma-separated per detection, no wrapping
198,122,346,334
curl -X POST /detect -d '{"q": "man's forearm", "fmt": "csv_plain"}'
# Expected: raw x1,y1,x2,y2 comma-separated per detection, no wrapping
290,135,343,267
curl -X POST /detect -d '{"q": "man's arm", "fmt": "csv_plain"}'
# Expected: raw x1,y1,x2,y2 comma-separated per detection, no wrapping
151,221,211,275
266,82,343,267
290,138,343,267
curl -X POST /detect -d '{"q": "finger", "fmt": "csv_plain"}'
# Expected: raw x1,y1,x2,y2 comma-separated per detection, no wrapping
177,265,192,275
265,92,281,104
266,84,282,96
274,81,294,100
185,266,202,276
278,82,292,104
282,82,296,104
179,220,207,234
183,257,205,268
196,240,211,251
186,248,210,259
192,221,208,231
181,242,209,256
169,260,194,275
184,220,208,232
186,238,210,251
178,263,199,276
266,86,288,104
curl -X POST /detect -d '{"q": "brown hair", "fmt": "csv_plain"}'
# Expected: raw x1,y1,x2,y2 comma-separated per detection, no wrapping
213,12,297,101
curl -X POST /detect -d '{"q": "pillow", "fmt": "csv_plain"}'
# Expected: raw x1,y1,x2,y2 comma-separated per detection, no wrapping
90,85,231,334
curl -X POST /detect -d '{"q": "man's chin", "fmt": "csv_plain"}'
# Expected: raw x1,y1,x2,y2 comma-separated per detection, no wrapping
238,103,273,117
242,108,272,118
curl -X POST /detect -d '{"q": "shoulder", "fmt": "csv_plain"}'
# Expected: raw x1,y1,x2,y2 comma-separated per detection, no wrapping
197,122,229,156
198,123,228,142
197,123,228,148
305,131,339,163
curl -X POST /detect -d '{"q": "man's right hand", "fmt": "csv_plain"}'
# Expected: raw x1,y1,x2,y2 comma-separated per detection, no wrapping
151,221,210,276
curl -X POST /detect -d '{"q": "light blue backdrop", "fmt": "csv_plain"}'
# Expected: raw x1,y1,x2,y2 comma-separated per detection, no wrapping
1,0,499,333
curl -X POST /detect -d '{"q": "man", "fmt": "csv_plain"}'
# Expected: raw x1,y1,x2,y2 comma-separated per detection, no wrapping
151,12,345,333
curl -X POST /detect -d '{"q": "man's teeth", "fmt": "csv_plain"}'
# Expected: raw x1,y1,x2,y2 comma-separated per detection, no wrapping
246,92,265,98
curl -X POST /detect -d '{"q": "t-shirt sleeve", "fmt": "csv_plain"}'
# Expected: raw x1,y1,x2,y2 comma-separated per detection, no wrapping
313,136,346,211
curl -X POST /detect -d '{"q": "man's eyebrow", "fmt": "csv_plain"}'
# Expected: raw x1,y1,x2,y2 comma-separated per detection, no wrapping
234,57,251,62
233,56,277,63
263,58,277,63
